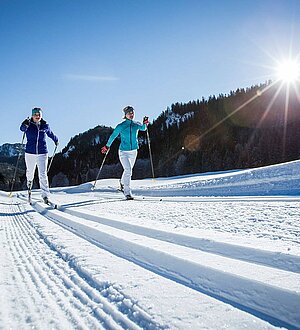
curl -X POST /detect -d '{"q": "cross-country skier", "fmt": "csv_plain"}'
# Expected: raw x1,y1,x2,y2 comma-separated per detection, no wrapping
20,107,59,204
101,106,149,200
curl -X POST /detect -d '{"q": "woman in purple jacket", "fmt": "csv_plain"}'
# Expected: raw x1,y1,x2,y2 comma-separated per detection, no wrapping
20,107,58,203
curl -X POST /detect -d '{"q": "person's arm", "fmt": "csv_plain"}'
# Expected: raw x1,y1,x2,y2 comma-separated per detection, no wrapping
106,123,123,147
46,124,59,145
101,123,123,154
139,123,147,131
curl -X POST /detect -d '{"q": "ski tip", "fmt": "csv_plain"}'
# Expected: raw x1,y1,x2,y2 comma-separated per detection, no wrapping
48,203,58,209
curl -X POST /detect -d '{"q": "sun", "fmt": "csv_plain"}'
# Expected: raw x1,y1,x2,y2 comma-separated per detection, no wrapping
275,59,300,83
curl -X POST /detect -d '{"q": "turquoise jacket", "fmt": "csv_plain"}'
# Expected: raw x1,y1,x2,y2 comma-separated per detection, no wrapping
106,119,147,151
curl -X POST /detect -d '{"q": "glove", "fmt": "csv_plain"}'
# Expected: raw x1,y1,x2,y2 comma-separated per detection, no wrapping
22,118,30,127
55,141,59,146
101,145,109,154
143,116,149,124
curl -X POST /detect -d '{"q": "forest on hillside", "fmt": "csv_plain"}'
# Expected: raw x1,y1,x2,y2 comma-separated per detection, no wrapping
148,81,300,177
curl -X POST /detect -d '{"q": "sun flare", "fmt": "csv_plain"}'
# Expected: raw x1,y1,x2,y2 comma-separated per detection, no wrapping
275,59,300,83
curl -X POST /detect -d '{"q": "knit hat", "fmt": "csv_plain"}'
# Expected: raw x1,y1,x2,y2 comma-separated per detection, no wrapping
123,106,134,115
32,107,42,116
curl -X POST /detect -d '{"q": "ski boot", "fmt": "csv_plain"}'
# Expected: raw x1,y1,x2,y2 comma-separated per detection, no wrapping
125,194,134,200
28,181,33,205
119,181,124,193
43,196,49,205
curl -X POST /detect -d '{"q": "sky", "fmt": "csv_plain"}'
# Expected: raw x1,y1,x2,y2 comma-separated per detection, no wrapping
1,0,300,152
1,159,300,328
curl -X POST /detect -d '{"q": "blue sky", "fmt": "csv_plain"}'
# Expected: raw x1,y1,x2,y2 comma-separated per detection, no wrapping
1,0,299,152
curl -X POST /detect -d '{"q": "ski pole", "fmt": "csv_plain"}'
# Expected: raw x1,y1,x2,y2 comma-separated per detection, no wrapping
47,143,58,173
146,128,155,179
8,130,26,197
92,150,109,190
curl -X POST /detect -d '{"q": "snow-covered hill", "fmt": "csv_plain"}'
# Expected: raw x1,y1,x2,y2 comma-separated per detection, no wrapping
0,143,23,157
0,160,299,329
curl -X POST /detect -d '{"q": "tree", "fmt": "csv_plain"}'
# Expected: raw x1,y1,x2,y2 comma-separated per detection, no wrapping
0,172,5,184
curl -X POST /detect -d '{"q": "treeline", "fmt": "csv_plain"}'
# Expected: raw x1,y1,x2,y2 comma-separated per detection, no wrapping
147,81,300,177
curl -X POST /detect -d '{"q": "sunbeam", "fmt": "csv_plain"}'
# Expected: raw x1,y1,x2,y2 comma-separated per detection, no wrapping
282,82,291,159
157,81,278,171
156,46,300,174
248,81,285,146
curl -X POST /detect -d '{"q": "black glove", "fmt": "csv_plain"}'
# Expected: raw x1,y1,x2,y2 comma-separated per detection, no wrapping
22,118,30,127
143,116,149,124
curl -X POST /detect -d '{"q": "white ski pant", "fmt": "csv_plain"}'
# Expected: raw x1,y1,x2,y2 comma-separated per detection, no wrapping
119,149,137,196
25,153,50,198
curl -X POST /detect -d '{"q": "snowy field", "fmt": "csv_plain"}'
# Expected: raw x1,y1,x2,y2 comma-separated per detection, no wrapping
1,160,300,329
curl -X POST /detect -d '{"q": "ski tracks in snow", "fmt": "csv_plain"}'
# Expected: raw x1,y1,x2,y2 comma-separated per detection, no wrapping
23,196,300,329
1,201,161,330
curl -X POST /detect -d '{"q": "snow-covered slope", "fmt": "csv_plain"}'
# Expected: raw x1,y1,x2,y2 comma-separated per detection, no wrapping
0,143,23,157
1,160,299,329
133,159,300,196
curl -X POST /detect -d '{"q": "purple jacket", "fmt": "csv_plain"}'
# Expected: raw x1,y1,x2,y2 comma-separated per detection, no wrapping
20,118,58,154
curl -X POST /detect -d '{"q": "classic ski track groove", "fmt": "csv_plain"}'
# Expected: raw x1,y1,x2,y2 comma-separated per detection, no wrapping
8,201,154,330
25,193,300,274
7,204,101,329
24,196,300,329
60,203,300,274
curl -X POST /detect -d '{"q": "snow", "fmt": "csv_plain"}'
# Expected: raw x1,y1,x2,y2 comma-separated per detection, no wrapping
1,160,300,329
165,111,194,129
62,144,75,158
0,143,21,157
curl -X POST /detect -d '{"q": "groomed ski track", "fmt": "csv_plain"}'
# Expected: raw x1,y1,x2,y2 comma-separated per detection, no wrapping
5,191,300,329
2,199,161,330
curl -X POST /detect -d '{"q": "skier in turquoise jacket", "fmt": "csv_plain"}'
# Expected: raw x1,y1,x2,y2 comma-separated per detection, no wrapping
101,106,149,200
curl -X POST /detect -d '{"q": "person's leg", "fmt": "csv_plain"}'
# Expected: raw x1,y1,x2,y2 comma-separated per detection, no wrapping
119,150,137,196
25,153,37,189
36,153,50,199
